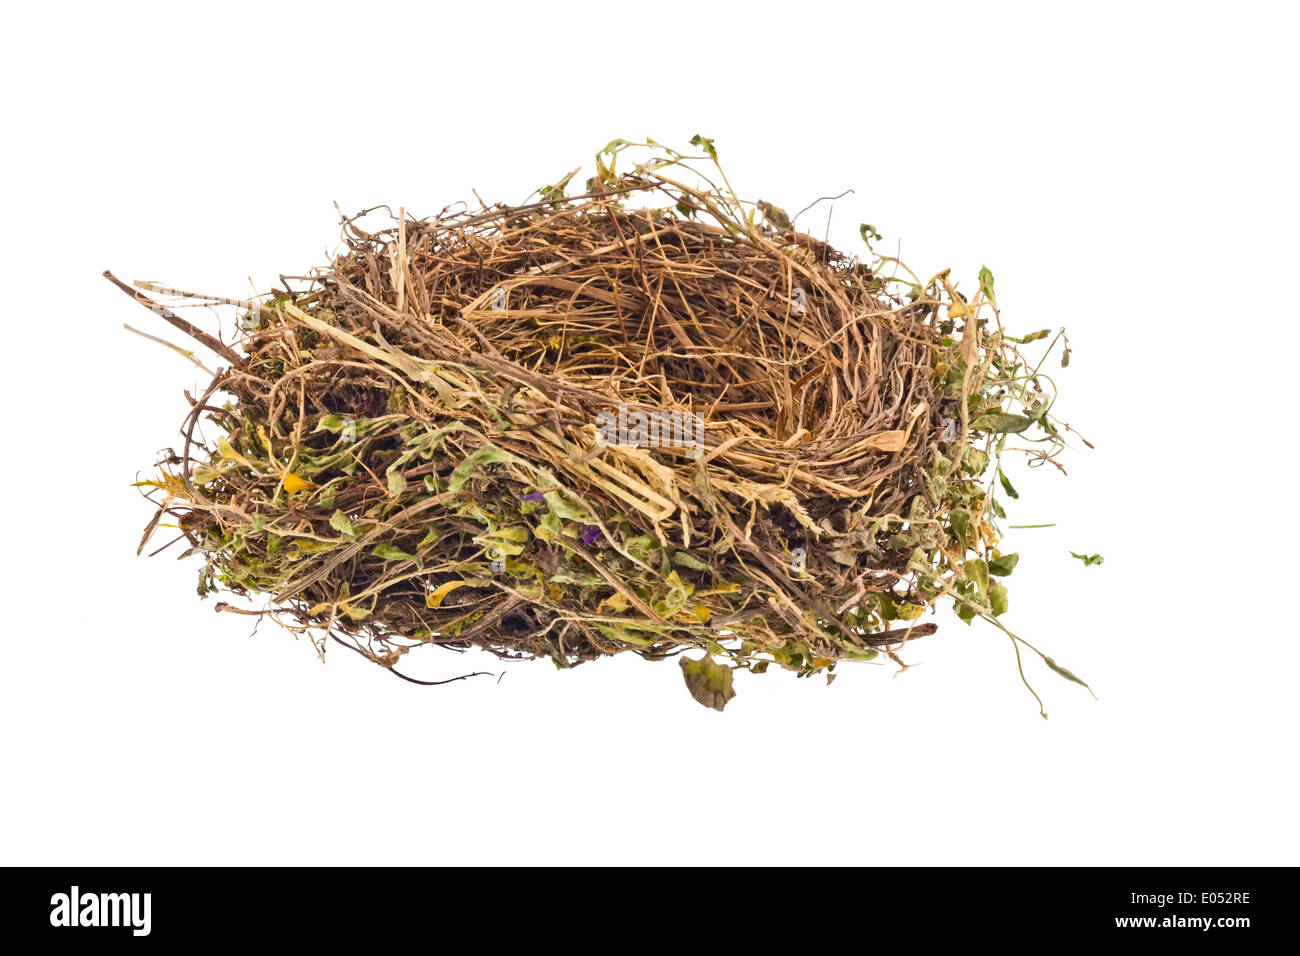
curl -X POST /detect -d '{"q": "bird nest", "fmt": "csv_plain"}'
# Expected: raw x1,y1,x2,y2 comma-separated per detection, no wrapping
118,137,1091,712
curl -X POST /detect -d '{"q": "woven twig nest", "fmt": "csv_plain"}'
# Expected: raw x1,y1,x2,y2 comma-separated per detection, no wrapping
120,138,1090,712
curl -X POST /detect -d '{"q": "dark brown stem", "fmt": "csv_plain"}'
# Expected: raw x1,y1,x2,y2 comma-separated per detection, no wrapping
104,269,243,365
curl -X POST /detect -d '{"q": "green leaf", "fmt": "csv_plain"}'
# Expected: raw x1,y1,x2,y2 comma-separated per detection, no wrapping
679,654,736,711
965,557,989,600
477,526,528,558
757,200,791,230
1069,551,1105,567
372,544,414,562
533,509,563,544
971,412,1033,434
540,166,580,203
998,468,1020,500
328,510,356,537
689,133,718,161
416,422,466,459
291,539,337,556
859,223,882,246
625,534,660,562
950,508,971,544
216,435,252,465
989,580,1009,616
448,445,513,492
989,552,1020,577
978,265,997,307
543,490,588,523
340,603,371,622
600,138,631,154
387,469,406,499
386,384,407,413
1043,656,1097,699
1012,329,1051,344
672,551,709,571
595,623,656,647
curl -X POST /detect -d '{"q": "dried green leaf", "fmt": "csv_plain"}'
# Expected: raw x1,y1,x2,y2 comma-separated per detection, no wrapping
978,265,997,307
757,200,791,230
689,133,717,161
672,551,709,571
1043,656,1097,699
595,623,656,647
329,510,356,537
954,599,977,624
543,490,588,522
965,557,989,600
998,467,1020,500
989,552,1019,577
971,412,1033,434
989,580,1009,616
448,445,513,493
950,508,971,544
679,654,735,711
387,470,406,499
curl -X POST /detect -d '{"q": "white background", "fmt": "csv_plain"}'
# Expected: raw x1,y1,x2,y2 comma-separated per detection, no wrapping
2,1,1296,865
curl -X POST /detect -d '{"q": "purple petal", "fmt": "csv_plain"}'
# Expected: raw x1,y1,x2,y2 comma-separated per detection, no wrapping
521,491,545,502
580,525,601,546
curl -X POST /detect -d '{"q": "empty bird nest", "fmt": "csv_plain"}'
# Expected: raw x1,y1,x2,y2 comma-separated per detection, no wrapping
116,136,1091,713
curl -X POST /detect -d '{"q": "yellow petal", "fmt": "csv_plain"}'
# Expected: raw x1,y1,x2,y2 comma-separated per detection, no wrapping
282,472,315,494
427,580,469,609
